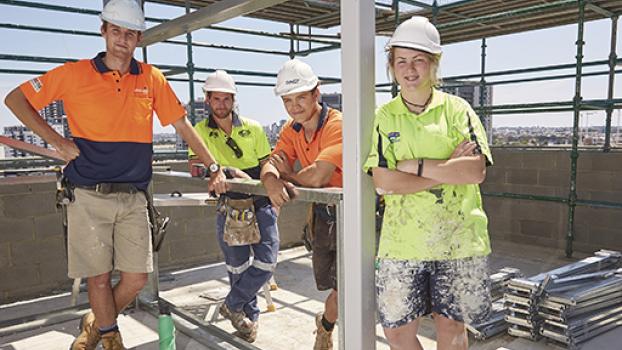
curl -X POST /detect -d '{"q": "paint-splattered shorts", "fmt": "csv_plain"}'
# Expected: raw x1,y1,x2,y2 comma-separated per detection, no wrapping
376,256,491,328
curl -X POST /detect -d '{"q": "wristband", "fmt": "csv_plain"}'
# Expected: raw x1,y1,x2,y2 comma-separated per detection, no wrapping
417,159,424,177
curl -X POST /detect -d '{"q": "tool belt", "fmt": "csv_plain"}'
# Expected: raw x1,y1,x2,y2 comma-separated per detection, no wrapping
72,182,139,194
219,197,260,246
60,178,169,252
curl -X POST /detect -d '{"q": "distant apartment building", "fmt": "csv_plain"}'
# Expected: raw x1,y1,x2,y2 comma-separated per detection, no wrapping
176,98,207,151
2,100,69,158
321,93,342,111
442,81,494,140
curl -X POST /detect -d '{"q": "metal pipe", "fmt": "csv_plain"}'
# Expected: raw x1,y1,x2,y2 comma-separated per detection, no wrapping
479,37,492,142
391,0,399,97
604,16,618,152
185,0,196,125
566,0,586,258
0,53,341,82
0,0,336,45
289,23,295,59
437,0,576,30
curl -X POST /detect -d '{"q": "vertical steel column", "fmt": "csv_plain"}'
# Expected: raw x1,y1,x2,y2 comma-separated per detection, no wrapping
566,0,586,258
604,15,618,152
185,0,196,125
289,23,295,59
390,0,399,97
340,0,376,349
138,0,159,305
479,38,492,141
432,0,439,25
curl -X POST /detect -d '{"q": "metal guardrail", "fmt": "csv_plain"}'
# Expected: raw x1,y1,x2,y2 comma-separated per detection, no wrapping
143,171,345,350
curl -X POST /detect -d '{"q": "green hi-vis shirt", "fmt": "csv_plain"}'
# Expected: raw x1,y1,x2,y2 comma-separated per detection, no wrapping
188,114,271,178
363,90,493,261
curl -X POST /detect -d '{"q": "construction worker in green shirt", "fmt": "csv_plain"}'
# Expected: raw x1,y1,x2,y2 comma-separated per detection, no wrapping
188,70,280,344
364,16,493,350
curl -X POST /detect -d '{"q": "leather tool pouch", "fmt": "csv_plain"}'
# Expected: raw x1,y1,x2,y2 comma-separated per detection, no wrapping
221,198,260,246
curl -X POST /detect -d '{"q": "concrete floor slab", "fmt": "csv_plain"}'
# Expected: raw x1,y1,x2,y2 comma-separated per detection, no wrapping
1,243,621,350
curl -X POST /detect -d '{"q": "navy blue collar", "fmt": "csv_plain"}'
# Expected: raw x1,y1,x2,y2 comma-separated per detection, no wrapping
91,52,141,75
292,103,328,133
207,112,242,129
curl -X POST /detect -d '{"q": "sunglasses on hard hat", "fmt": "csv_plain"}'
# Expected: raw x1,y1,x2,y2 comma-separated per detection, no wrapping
225,137,244,159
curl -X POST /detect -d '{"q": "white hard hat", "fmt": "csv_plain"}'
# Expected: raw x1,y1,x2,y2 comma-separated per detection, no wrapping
202,70,237,94
274,59,319,97
386,16,441,55
100,0,146,32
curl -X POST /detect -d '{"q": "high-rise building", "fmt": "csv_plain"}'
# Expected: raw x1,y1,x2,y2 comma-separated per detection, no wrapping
442,81,494,140
2,100,69,158
177,98,207,151
321,93,342,111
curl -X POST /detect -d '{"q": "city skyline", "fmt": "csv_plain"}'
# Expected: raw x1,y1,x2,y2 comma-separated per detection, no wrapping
0,1,620,135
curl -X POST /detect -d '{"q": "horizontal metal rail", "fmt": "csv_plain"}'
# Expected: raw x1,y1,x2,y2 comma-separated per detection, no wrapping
155,171,343,204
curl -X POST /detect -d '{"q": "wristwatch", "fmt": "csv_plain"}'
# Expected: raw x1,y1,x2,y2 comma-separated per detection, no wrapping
208,162,221,175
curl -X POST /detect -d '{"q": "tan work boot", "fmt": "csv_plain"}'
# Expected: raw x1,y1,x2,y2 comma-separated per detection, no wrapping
313,312,333,350
219,303,253,333
69,312,101,350
101,331,126,350
233,321,258,343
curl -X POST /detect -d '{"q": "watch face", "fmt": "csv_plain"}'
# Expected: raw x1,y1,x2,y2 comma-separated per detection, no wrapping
209,163,220,173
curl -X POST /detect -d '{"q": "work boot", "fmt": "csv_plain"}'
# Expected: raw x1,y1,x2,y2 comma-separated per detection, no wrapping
313,312,333,350
219,303,253,333
69,312,101,350
101,331,126,350
233,320,258,343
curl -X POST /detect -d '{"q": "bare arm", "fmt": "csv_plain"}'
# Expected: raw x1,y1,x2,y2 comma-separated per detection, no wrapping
371,167,439,195
269,152,335,188
4,88,79,162
397,156,486,184
173,117,227,193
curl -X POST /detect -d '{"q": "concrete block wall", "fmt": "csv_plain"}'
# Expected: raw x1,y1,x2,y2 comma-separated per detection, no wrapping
0,171,306,303
0,176,68,304
481,149,622,253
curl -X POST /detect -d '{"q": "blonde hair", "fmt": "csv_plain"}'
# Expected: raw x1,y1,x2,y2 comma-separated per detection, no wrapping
387,47,442,88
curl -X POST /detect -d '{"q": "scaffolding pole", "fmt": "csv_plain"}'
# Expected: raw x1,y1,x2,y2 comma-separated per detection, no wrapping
604,15,619,152
566,0,586,258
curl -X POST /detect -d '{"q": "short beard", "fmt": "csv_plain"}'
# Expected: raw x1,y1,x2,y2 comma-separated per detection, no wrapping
212,108,232,120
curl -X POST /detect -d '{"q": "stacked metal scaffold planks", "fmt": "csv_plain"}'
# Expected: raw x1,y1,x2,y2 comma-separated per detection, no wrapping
466,267,522,340
504,250,622,347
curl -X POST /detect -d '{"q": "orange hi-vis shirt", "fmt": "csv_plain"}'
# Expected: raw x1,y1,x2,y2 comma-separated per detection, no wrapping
19,52,186,189
273,103,343,188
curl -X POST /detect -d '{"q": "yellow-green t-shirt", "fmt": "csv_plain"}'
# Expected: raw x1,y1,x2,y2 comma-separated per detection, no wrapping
363,90,493,261
188,114,271,179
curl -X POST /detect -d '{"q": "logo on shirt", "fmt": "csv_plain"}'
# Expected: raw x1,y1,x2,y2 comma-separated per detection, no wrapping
29,78,43,93
134,87,149,97
238,130,251,137
388,132,401,143
209,131,219,138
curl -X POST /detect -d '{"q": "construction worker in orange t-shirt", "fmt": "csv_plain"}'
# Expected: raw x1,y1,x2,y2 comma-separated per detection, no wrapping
260,59,343,350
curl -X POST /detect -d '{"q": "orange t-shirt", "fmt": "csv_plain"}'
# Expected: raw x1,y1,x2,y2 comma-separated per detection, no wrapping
19,52,186,189
273,104,342,188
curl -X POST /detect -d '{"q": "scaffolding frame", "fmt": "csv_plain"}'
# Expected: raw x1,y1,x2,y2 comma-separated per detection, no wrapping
0,1,621,349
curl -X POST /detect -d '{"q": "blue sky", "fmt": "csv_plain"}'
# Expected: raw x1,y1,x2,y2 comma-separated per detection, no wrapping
0,0,620,133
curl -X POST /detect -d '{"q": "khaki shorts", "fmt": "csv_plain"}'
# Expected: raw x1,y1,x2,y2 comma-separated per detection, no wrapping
67,188,153,278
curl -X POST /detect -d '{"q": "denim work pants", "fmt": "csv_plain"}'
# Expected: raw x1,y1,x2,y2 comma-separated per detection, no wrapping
216,201,280,321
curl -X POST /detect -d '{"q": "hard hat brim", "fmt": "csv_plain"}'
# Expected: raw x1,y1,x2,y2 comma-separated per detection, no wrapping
202,87,236,94
274,79,319,97
385,41,442,55
100,14,146,31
